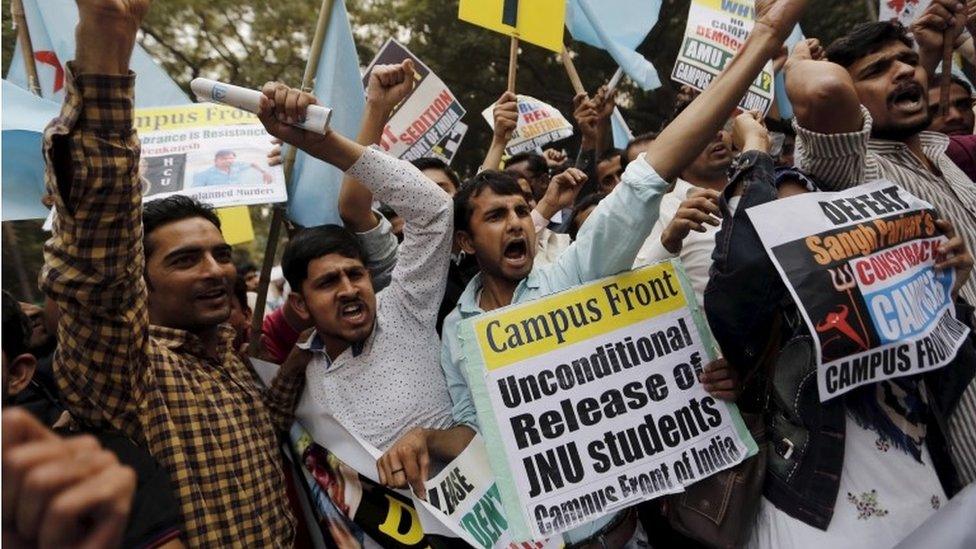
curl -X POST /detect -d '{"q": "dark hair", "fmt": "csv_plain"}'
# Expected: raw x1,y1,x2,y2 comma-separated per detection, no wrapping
598,148,623,163
931,72,973,96
214,149,235,160
453,170,525,233
504,152,548,178
236,262,257,277
281,225,366,291
825,21,913,69
621,132,658,170
1,291,30,359
410,157,462,190
569,193,606,240
232,275,250,312
143,195,221,257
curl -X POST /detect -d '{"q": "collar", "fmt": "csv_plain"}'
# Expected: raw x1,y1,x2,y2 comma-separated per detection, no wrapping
457,270,540,317
297,328,368,360
868,131,950,159
149,323,236,359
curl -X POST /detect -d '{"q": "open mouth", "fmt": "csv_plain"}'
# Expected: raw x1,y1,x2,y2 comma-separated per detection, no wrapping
889,83,924,112
339,300,368,324
709,143,730,157
502,238,529,267
197,287,227,301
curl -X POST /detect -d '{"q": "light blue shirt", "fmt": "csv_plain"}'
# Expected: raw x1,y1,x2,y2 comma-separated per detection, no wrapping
192,161,251,187
440,153,668,543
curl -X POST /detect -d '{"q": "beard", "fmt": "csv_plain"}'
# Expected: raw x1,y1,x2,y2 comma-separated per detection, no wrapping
871,111,933,142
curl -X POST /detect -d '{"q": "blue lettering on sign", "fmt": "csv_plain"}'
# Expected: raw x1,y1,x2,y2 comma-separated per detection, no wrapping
866,268,953,344
721,0,754,18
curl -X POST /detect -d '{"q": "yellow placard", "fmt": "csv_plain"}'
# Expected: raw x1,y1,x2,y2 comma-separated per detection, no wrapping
473,263,688,370
458,0,566,53
134,104,260,133
216,206,255,245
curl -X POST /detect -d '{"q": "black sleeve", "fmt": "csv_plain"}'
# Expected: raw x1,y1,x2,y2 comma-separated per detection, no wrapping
90,432,183,548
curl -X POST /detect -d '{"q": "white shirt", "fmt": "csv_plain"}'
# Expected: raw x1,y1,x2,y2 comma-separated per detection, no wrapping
295,147,455,451
633,178,720,304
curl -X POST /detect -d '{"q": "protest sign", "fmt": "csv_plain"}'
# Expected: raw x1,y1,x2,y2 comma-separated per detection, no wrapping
363,39,467,161
458,0,566,53
481,95,574,156
879,0,931,25
459,261,757,540
135,103,286,208
424,434,562,549
747,181,971,401
671,0,775,114
430,121,469,166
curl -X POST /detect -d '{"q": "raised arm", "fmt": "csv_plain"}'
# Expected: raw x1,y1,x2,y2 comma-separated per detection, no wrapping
40,0,152,432
481,91,518,172
648,0,809,182
784,38,863,134
910,0,968,79
339,60,416,232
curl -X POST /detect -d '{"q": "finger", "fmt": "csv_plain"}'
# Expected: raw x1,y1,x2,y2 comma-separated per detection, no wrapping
704,378,737,392
572,92,588,108
39,464,135,549
296,92,315,123
401,452,425,498
2,408,56,449
284,89,299,124
4,437,95,523
273,84,290,119
401,58,415,80
499,91,517,103
935,254,973,272
376,456,387,486
708,390,739,402
935,219,957,238
387,454,406,489
938,235,965,256
261,81,278,100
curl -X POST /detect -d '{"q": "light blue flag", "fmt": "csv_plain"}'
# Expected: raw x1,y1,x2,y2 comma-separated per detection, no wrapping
566,0,662,91
610,107,633,149
2,80,61,221
775,24,805,120
7,0,188,107
286,0,365,227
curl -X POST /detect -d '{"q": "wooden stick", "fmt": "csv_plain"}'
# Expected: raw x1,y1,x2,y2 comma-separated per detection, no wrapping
939,33,954,118
507,36,519,93
249,0,337,354
11,0,41,96
561,48,586,95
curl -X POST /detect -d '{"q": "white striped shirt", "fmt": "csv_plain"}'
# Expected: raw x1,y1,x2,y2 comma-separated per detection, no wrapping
795,106,976,486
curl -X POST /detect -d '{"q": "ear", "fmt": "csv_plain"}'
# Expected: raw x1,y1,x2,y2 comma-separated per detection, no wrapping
6,354,36,396
288,292,311,322
456,230,476,256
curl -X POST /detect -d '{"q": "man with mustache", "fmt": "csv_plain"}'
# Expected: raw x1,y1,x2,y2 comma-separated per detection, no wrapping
785,0,976,485
40,0,297,545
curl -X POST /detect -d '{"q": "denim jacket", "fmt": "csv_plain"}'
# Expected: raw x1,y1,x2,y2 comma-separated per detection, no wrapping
703,151,976,530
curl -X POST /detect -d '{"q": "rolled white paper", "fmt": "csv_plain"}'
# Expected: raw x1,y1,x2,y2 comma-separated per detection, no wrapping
190,78,332,135
606,67,624,93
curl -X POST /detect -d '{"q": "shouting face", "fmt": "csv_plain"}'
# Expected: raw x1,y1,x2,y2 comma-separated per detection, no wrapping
292,254,377,357
459,188,537,283
848,41,931,141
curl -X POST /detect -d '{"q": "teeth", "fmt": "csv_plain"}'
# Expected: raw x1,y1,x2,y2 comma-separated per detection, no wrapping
342,304,361,314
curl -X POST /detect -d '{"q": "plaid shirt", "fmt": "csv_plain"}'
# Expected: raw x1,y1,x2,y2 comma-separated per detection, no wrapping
41,67,297,547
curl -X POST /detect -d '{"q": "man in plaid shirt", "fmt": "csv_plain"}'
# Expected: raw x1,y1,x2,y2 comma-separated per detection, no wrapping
40,1,299,545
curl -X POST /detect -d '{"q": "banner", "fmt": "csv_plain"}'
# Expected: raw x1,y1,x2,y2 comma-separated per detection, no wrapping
429,121,469,166
747,181,970,401
459,261,757,540
363,39,467,162
134,104,286,208
879,0,931,25
482,95,574,156
671,0,775,114
566,0,663,90
458,0,566,53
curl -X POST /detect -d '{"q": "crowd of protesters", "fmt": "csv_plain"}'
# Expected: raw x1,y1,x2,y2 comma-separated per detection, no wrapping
4,0,976,547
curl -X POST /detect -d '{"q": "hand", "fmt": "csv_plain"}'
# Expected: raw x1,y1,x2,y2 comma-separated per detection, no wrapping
538,167,587,217
280,331,313,376
912,0,967,68
968,0,976,36
542,148,568,168
731,110,770,153
783,38,824,75
267,138,283,167
572,92,599,147
699,358,740,402
934,219,974,298
754,0,809,48
377,427,430,498
262,171,273,184
2,408,136,548
74,0,152,74
258,82,329,156
660,188,722,254
492,91,519,144
366,60,416,113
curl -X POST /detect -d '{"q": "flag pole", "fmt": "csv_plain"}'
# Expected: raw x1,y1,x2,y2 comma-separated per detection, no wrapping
939,33,954,118
249,0,337,354
507,36,519,92
560,48,586,95
11,0,42,96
